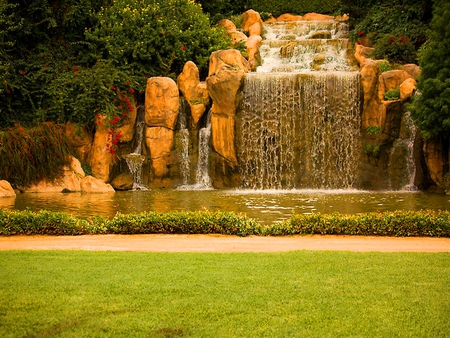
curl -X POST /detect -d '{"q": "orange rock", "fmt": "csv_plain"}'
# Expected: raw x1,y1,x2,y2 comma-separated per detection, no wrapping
242,10,263,36
277,13,303,21
303,13,334,21
80,175,115,193
217,19,237,34
145,77,179,130
400,78,417,101
0,180,16,197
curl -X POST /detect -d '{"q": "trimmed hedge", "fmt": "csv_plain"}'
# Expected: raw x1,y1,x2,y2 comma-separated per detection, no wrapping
0,209,449,237
0,210,262,237
268,210,450,237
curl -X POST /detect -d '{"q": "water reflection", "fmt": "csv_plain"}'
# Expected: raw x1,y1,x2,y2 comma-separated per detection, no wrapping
3,189,450,224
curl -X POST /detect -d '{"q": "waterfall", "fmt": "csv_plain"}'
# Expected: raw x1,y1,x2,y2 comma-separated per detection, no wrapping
195,110,212,189
237,18,362,189
177,109,213,190
124,108,147,190
388,111,418,191
177,100,191,186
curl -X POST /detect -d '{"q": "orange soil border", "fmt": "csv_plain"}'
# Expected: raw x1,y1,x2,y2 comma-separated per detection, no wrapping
1,234,450,252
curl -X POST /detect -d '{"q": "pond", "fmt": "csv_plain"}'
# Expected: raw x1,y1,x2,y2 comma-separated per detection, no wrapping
2,189,450,224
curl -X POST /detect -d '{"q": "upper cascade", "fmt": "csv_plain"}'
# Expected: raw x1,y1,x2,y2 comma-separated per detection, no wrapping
257,19,355,73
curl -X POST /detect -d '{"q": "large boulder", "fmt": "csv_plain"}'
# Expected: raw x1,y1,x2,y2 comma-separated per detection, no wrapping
277,14,303,21
145,127,174,178
246,35,262,70
0,180,16,197
89,114,114,182
145,77,179,181
422,137,448,190
217,19,237,34
145,77,179,130
23,156,85,193
380,70,412,96
206,50,250,166
80,175,115,193
400,78,417,101
242,10,263,36
303,13,334,21
177,61,209,124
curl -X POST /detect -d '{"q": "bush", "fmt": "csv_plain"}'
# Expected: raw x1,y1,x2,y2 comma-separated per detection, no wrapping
86,0,231,85
371,35,417,64
0,122,73,188
266,210,450,237
409,0,450,139
383,87,401,101
1,209,449,238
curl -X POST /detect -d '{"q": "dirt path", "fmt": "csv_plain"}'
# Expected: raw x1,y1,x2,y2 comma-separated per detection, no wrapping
1,234,450,252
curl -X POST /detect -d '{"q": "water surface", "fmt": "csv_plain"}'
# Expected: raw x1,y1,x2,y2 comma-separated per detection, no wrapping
2,189,449,224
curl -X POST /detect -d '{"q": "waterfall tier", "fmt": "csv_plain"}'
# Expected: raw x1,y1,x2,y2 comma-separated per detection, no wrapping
237,72,362,189
258,20,354,73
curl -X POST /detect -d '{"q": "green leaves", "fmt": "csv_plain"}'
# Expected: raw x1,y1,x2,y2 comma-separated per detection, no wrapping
1,209,449,238
409,0,450,139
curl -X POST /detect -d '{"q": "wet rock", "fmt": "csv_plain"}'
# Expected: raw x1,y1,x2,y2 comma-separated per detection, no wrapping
145,77,179,130
242,10,263,36
0,180,16,197
309,30,332,39
80,175,115,193
111,174,133,191
177,61,209,124
23,156,85,193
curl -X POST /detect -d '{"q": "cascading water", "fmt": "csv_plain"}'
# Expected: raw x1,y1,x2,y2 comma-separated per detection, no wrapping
124,109,147,190
177,100,191,186
237,18,362,189
195,110,213,189
388,111,418,191
177,109,213,190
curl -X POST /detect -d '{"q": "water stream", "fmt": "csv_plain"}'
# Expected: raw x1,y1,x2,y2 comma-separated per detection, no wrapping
238,18,361,189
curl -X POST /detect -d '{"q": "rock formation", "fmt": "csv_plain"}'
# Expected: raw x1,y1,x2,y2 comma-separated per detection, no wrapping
0,180,16,198
145,77,179,186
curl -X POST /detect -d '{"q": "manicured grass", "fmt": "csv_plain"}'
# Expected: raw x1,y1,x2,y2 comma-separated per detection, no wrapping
1,251,449,337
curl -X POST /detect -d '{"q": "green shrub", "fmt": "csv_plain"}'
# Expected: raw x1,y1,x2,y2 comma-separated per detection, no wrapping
365,126,382,135
266,210,450,237
371,34,417,64
409,0,450,139
1,209,449,238
378,61,394,73
383,87,401,101
0,122,73,188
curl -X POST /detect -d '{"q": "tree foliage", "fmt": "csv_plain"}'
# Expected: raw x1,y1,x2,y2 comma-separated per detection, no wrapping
409,0,450,139
0,0,230,129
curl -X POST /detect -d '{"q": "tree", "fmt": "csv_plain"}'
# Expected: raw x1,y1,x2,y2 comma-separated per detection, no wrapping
409,0,450,139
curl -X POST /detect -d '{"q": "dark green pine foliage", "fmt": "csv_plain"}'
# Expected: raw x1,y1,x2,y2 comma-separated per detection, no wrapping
410,0,450,139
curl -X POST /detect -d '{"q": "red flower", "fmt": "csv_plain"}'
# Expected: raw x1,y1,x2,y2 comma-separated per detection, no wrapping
20,70,26,76
357,31,364,36
399,36,408,43
389,37,395,42
126,80,130,85
129,88,135,93
6,89,11,94
73,65,78,72
181,45,186,51
111,86,116,91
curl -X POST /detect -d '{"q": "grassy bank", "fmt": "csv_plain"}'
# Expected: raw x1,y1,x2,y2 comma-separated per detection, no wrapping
0,251,449,337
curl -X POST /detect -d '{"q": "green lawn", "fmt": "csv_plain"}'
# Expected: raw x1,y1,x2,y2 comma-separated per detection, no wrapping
0,251,449,337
